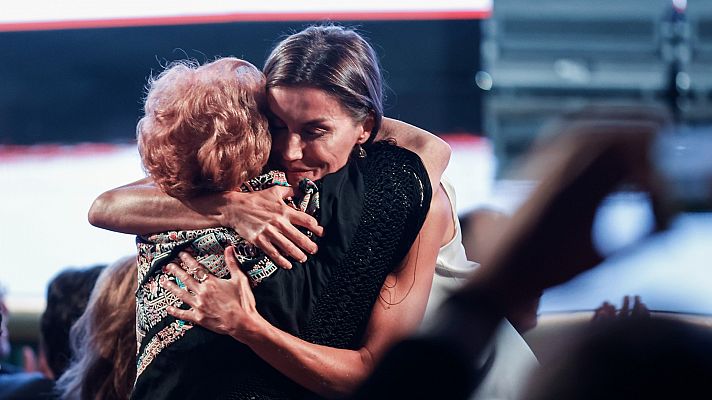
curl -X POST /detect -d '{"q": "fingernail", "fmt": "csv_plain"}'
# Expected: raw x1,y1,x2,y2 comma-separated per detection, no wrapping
179,251,189,259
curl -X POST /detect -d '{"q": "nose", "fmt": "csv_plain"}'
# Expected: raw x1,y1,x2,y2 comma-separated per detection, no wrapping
275,131,303,162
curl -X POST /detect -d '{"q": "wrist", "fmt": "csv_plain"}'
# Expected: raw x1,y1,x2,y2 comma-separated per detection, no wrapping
230,312,271,346
215,191,243,227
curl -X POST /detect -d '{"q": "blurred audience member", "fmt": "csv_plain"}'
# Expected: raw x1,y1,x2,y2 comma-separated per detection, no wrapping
461,208,540,334
57,255,137,400
1,285,16,372
0,286,55,399
40,265,105,379
422,184,538,400
527,317,712,399
460,207,509,263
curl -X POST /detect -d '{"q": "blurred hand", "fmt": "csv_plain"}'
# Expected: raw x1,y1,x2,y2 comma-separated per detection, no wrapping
219,186,324,269
21,346,38,373
592,295,650,322
466,114,670,313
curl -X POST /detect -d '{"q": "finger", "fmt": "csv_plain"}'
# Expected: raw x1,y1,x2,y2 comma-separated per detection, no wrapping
281,211,320,253
254,237,292,270
22,346,38,372
619,295,631,318
224,246,250,280
597,303,615,320
592,308,605,321
593,301,607,313
166,305,197,324
632,295,650,317
274,184,297,198
165,262,200,293
178,251,212,284
269,226,310,262
287,208,324,237
161,278,197,308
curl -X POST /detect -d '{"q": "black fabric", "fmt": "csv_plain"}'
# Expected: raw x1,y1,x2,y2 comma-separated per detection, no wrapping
132,142,431,400
300,141,431,349
348,337,481,400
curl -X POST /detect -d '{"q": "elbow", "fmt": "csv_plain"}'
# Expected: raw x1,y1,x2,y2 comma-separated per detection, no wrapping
435,136,452,168
87,191,115,229
321,349,376,399
321,378,370,400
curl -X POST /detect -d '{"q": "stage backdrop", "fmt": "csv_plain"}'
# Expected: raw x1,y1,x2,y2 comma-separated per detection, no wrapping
0,1,491,145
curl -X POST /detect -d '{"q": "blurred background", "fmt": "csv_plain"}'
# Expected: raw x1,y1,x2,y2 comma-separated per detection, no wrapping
2,0,712,365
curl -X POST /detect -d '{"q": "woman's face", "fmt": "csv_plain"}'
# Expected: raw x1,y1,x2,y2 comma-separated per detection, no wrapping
267,86,372,185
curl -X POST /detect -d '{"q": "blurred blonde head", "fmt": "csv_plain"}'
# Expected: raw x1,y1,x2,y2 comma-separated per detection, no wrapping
56,255,137,400
137,57,271,199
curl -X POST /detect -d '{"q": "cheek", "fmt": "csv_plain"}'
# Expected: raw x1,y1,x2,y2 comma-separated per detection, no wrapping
319,140,354,169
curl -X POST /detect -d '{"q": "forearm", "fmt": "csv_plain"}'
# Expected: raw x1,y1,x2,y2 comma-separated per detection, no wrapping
88,178,222,235
233,198,446,398
241,319,373,399
378,117,451,189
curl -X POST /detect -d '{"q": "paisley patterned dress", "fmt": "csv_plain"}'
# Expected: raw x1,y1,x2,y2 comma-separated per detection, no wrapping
133,171,318,381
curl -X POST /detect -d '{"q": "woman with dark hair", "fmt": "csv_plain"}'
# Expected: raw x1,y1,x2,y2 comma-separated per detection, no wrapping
56,256,137,400
40,265,106,381
90,24,452,399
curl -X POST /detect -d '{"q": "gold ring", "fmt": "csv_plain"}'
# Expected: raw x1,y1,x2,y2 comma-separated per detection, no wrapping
195,270,209,283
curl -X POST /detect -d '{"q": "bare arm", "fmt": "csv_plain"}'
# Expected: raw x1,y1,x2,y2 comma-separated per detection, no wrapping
378,117,451,191
88,177,220,234
88,177,321,268
352,113,670,400
164,188,451,398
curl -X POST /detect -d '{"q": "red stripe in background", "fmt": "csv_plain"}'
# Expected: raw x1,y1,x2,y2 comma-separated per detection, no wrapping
0,10,491,32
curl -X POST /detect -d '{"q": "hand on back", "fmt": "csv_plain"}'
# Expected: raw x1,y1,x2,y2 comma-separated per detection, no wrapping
220,185,324,270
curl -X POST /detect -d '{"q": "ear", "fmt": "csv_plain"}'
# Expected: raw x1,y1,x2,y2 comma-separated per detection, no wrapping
356,113,375,145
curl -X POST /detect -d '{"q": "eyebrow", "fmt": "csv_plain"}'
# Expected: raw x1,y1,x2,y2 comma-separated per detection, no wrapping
302,118,331,126
266,114,331,127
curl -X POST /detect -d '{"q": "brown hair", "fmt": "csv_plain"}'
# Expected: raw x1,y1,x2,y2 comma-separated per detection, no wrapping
264,25,384,143
56,256,137,400
137,58,271,198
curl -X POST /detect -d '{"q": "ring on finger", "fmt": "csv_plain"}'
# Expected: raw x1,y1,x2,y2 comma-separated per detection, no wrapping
195,269,209,283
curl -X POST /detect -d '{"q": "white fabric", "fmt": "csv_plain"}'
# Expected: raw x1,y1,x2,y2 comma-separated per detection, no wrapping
422,177,480,323
422,176,538,400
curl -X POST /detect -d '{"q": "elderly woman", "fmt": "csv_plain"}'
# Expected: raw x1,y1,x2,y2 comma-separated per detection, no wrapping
90,25,452,399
